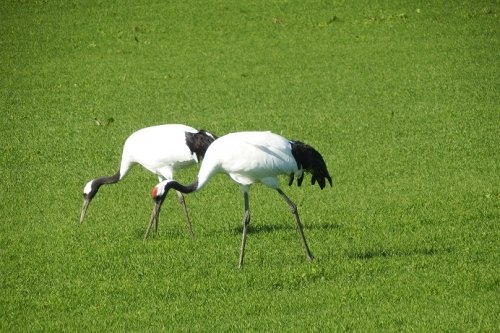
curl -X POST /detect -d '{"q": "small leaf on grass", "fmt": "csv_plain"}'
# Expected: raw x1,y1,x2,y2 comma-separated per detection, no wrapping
94,117,115,126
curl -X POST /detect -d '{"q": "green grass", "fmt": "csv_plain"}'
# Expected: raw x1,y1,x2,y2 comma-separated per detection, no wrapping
1,0,498,331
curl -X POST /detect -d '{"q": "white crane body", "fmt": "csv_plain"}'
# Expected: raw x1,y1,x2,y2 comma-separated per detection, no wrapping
120,124,201,180
196,131,302,190
150,130,332,268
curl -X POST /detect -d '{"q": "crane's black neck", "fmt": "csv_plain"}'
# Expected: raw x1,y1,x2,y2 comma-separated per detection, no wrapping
166,179,199,194
94,171,120,186
87,171,120,200
157,179,199,204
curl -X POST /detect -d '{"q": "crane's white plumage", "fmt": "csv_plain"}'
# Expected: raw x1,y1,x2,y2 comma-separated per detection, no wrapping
150,131,332,268
201,131,301,188
80,124,216,239
118,124,202,180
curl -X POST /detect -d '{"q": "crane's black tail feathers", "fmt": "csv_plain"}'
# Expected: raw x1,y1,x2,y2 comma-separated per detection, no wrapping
290,141,332,189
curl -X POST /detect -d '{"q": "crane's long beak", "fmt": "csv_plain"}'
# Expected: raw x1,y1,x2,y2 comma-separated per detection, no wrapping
151,199,162,227
144,183,169,240
80,198,91,224
144,198,162,240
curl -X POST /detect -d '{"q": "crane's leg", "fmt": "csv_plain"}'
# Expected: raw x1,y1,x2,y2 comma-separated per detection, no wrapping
276,189,315,261
175,190,194,238
238,192,250,269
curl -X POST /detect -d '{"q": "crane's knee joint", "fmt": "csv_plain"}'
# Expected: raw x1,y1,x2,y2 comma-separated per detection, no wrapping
243,211,250,226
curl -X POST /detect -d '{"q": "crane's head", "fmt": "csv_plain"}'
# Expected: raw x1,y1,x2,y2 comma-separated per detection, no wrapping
151,180,170,202
80,179,101,224
80,172,120,224
150,179,198,232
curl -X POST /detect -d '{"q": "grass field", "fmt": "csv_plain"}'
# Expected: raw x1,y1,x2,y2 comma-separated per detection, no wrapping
1,0,498,331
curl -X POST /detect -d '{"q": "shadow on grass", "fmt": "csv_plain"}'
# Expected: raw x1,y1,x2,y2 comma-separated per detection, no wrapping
134,225,193,240
347,246,454,260
230,221,342,235
134,221,341,240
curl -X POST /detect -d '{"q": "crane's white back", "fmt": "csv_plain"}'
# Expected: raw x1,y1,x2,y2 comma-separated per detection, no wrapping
198,131,300,188
121,124,199,179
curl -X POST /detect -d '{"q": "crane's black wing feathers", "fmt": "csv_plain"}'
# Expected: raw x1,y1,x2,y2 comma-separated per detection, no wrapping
185,130,217,160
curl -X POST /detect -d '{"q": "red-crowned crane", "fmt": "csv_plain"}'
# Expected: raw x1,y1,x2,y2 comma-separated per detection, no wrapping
80,124,217,239
149,131,332,268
